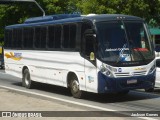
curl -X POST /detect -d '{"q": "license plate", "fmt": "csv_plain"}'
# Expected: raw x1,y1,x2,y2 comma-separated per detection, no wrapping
127,79,137,84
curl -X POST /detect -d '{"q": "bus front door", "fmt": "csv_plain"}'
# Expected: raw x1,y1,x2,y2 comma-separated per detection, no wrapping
84,34,97,93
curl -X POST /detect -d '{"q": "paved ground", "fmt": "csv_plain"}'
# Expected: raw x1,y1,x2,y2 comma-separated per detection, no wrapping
0,88,133,120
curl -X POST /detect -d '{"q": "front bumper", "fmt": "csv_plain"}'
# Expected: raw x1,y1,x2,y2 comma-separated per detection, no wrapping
97,70,156,93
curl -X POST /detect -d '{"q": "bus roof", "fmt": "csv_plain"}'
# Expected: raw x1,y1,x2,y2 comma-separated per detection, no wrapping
5,14,144,29
24,14,81,24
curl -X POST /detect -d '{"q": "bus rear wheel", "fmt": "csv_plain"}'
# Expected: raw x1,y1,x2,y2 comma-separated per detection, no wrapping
22,69,33,89
70,77,83,99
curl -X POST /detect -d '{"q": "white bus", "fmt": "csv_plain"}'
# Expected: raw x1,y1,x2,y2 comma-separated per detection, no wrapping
4,14,156,98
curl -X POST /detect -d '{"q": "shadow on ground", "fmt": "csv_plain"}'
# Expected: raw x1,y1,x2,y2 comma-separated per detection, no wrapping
12,81,160,104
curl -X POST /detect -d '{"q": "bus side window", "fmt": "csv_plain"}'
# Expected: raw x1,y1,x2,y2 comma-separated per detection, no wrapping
17,29,22,48
23,28,34,49
55,25,62,48
35,27,41,48
12,29,17,48
41,27,47,49
35,27,47,49
48,25,55,48
63,24,76,48
13,29,22,48
47,25,62,49
70,24,76,48
5,29,12,48
63,24,70,48
85,35,94,57
81,22,92,53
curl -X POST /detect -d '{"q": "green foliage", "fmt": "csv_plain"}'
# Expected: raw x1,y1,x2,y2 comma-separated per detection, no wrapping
0,0,160,39
0,41,4,46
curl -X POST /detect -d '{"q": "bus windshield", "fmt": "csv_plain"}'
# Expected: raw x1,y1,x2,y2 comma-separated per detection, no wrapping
96,21,155,66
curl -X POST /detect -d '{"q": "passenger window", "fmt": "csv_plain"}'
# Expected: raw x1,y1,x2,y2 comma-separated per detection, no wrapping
55,25,61,48
63,25,70,48
63,24,76,48
35,27,47,49
41,27,47,48
13,29,22,48
48,26,55,48
81,22,92,54
85,35,95,57
70,24,76,48
5,29,12,48
17,29,22,48
23,28,34,48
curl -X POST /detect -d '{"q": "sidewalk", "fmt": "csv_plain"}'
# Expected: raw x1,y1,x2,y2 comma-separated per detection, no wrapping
0,88,130,120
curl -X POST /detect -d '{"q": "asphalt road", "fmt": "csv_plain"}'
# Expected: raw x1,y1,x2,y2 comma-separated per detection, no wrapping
0,70,160,120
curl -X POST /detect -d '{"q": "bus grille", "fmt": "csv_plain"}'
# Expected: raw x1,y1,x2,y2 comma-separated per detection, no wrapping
114,72,130,77
133,71,147,76
114,71,147,77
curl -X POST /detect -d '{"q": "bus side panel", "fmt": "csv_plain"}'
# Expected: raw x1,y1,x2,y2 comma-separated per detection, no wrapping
84,59,98,93
4,49,23,78
4,50,86,90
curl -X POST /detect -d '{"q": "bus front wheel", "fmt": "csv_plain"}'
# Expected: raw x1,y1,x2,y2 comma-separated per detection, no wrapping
145,87,154,92
70,77,82,99
117,90,129,95
22,69,33,89
145,82,155,92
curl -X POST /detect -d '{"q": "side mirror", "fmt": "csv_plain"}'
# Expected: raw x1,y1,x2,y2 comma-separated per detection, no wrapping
90,52,95,61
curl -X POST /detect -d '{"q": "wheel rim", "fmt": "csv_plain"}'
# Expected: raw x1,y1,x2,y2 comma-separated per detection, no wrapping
24,74,29,86
71,80,79,93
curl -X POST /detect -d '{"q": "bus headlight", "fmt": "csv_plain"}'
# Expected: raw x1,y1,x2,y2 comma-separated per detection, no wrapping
105,69,114,77
100,65,114,77
100,65,106,73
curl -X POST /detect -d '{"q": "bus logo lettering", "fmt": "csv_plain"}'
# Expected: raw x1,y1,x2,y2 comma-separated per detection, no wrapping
5,52,22,61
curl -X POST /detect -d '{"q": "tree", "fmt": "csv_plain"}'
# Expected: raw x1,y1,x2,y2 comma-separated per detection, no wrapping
1,0,160,40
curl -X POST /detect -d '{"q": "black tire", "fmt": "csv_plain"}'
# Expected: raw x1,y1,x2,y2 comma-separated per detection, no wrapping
70,76,83,98
145,87,154,92
0,65,4,69
117,90,130,95
22,69,33,89
145,82,155,92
